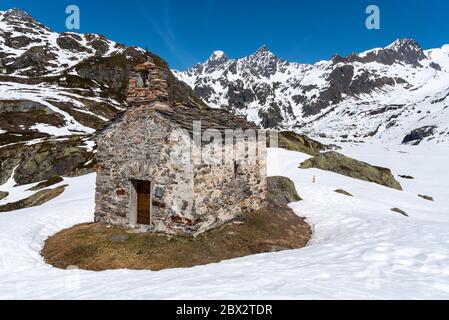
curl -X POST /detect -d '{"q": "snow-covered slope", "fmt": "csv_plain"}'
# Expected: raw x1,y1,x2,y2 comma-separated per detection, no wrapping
0,9,120,77
0,8,143,141
0,8,202,186
174,41,449,145
1,143,449,299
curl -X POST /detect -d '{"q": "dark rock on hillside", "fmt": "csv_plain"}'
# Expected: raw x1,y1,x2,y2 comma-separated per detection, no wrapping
0,185,66,213
335,189,353,197
418,194,434,202
299,151,403,190
0,100,65,134
57,34,91,53
7,46,57,76
74,53,144,101
268,131,328,156
4,35,34,49
28,176,64,191
0,191,8,201
402,126,437,145
267,176,302,206
391,207,408,217
0,136,95,186
259,103,284,128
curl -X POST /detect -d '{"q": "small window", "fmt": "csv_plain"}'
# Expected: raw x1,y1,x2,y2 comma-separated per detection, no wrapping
234,160,241,175
138,71,149,87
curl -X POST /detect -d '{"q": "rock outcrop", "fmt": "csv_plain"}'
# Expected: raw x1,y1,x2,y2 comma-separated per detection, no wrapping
0,136,95,186
0,185,66,213
0,191,8,201
299,151,403,190
267,176,302,206
391,207,408,217
28,176,64,191
268,131,328,156
402,126,437,145
334,189,353,197
418,194,434,201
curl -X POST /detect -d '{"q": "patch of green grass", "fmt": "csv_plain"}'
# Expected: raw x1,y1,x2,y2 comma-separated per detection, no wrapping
42,207,311,271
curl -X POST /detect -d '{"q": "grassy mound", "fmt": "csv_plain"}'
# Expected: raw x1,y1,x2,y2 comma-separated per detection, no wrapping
300,151,403,190
42,207,311,271
268,131,328,156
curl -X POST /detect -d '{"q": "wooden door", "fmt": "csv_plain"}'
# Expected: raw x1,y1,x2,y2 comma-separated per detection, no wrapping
137,181,151,225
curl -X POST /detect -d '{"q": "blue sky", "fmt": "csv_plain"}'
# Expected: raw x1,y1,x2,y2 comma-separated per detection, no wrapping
1,0,448,70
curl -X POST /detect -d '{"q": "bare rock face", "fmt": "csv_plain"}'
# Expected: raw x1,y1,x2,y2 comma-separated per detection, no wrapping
299,151,403,190
267,176,302,206
335,189,353,197
28,176,64,191
391,207,408,217
268,131,328,156
56,33,92,53
402,126,437,145
0,136,95,186
7,46,57,76
0,185,66,213
335,39,427,67
418,194,434,202
0,191,8,201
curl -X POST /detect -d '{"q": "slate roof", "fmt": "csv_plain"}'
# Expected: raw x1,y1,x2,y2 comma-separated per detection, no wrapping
97,102,258,137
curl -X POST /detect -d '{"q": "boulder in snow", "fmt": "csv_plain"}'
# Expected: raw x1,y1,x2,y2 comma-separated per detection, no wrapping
267,176,302,206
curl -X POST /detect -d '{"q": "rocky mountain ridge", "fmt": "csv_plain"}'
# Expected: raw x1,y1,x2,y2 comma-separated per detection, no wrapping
174,39,449,145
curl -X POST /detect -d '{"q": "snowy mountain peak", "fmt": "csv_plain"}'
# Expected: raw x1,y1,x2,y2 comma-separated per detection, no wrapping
1,8,37,25
386,38,422,51
331,38,428,67
205,50,229,66
3,8,31,17
189,50,230,74
384,38,427,64
254,45,271,55
248,45,277,60
209,50,227,61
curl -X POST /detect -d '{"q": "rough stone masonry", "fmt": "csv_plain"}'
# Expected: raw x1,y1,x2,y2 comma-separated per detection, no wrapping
94,57,267,236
